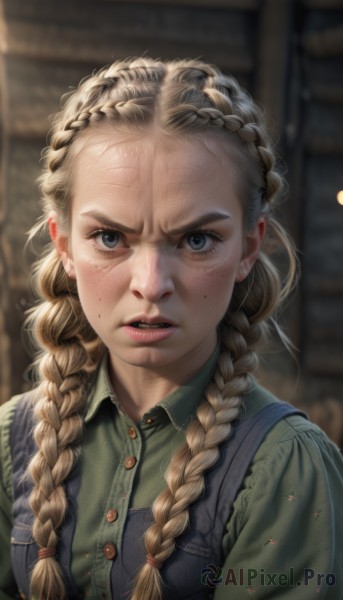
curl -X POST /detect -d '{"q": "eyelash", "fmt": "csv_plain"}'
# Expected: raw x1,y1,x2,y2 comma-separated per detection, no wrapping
87,229,125,255
87,228,223,255
180,230,222,254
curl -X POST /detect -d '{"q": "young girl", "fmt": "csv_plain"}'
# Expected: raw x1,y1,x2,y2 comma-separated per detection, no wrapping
0,58,342,600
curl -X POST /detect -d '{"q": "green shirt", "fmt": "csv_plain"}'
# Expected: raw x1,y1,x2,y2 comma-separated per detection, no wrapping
0,351,342,599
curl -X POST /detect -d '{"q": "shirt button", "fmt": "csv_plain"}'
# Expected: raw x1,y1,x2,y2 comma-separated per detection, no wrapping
128,427,137,439
106,508,118,523
124,455,137,469
146,417,154,425
103,542,117,560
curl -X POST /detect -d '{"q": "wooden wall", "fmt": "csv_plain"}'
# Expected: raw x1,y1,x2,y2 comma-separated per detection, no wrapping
0,0,342,417
285,0,343,404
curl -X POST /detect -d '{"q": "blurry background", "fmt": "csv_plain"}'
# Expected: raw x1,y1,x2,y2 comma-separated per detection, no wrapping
0,0,342,443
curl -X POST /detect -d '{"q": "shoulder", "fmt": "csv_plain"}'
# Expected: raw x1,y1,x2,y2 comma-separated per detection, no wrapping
221,385,343,595
243,381,342,466
0,392,35,438
243,379,335,439
0,394,26,455
237,382,343,519
0,393,36,499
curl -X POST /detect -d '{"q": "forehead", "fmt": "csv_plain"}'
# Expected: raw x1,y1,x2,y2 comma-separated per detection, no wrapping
70,124,242,192
68,125,245,231
68,126,245,232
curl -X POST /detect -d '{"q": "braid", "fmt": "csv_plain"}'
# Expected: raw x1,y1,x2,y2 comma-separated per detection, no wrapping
131,309,257,600
27,250,101,600
27,57,297,600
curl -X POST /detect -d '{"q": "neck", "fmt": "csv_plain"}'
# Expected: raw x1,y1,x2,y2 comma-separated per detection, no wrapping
110,366,178,422
107,343,217,422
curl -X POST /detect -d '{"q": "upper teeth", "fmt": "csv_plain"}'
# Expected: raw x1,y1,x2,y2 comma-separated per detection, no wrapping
133,322,170,329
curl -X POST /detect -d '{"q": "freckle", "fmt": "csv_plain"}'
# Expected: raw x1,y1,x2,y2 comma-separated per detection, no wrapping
203,295,207,299
98,314,101,318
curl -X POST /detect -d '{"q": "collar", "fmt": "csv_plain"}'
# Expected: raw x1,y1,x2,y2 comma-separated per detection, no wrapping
84,347,220,431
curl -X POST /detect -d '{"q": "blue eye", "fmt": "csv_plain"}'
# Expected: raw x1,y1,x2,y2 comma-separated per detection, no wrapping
186,232,208,251
97,231,120,249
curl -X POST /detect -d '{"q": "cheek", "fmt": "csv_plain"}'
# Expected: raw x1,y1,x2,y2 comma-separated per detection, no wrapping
190,258,238,309
73,258,125,308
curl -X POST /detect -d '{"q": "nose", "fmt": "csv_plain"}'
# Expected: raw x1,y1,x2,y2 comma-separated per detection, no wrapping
129,247,174,301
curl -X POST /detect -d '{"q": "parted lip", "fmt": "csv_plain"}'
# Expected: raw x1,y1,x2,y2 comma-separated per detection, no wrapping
124,315,176,326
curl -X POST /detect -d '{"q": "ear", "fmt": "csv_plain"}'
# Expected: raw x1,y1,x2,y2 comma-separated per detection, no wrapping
235,217,266,282
48,212,76,279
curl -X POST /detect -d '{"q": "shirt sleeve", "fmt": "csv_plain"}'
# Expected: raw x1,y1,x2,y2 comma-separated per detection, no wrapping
213,416,343,600
0,398,20,598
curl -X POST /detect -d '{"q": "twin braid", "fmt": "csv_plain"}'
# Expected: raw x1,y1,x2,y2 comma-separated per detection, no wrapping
197,109,280,204
27,252,99,600
131,310,259,600
27,58,292,600
164,102,280,209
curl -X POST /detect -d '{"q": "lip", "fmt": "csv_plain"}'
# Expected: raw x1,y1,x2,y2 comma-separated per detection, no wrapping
123,315,177,343
124,315,177,327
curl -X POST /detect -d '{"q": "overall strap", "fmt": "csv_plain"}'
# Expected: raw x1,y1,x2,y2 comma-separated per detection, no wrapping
110,401,307,600
10,394,81,599
11,394,37,524
219,401,307,517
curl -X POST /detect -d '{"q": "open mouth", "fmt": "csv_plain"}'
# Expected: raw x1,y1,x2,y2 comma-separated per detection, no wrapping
130,322,172,329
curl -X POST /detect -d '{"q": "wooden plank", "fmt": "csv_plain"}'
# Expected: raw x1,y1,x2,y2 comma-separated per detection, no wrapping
306,355,343,377
304,135,343,154
304,25,343,57
306,298,343,340
308,277,343,295
3,0,95,23
306,102,343,136
254,0,291,134
310,83,343,103
4,139,43,285
2,15,253,69
5,57,92,138
309,328,343,342
4,48,252,140
101,0,258,6
302,0,343,8
4,0,259,20
305,56,343,87
4,1,255,35
6,286,33,399
0,0,12,404
115,0,258,6
304,228,343,276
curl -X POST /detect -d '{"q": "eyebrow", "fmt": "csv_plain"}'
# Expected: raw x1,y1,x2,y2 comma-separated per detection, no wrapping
80,210,139,234
168,212,232,234
80,209,231,234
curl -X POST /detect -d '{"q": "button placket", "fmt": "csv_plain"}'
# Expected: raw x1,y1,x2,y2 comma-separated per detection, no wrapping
96,413,142,588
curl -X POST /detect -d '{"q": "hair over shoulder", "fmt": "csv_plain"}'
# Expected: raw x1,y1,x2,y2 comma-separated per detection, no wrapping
26,57,297,600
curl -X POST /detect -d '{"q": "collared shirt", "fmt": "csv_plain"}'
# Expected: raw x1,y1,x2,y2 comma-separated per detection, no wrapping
0,350,342,599
72,348,220,596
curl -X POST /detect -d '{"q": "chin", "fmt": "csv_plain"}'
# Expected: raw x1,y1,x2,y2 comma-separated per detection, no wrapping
110,346,179,370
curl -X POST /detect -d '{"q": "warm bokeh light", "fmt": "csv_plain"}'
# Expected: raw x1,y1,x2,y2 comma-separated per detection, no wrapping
337,190,343,206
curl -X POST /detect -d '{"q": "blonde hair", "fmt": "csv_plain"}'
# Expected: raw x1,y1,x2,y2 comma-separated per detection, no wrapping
26,58,297,600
